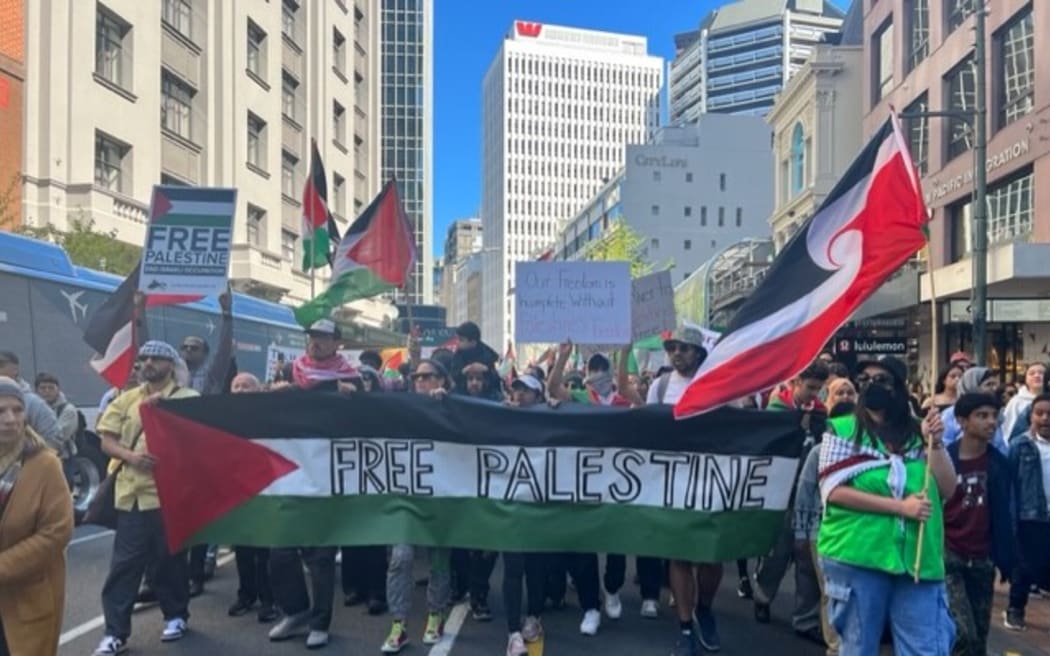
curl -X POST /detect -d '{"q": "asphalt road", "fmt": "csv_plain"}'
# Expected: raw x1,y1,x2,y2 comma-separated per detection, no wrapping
58,525,1037,655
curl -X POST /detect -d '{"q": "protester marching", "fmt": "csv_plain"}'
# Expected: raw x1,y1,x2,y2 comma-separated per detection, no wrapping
6,115,1050,656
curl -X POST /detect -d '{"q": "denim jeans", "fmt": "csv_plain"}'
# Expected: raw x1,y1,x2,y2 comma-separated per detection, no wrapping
821,558,955,656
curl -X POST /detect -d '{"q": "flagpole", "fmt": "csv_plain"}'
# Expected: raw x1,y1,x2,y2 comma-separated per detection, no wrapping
914,237,939,582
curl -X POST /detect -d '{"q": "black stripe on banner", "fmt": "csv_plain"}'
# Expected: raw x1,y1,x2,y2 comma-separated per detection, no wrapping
159,391,805,458
158,186,236,204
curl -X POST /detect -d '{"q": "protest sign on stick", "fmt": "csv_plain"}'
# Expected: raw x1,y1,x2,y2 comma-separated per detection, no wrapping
631,270,677,341
139,186,237,297
515,261,631,345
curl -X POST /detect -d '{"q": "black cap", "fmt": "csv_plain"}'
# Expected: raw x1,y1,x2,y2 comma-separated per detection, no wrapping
456,322,481,342
855,356,908,387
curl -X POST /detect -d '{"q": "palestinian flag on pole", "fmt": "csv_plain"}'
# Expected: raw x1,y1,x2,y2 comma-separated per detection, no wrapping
301,139,342,271
674,116,927,418
141,392,803,559
295,180,416,326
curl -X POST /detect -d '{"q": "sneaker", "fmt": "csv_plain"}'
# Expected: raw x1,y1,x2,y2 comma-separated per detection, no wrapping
753,602,771,624
471,602,493,622
522,615,543,642
93,636,128,655
641,599,660,619
257,605,279,623
580,609,601,636
306,630,329,649
506,632,528,656
228,598,254,617
423,612,444,644
736,578,753,600
161,618,187,642
696,610,721,652
1003,607,1027,631
604,592,623,619
269,611,310,641
672,632,701,656
381,621,409,653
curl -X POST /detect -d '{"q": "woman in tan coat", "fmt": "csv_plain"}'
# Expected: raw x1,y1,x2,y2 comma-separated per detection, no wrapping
0,376,74,656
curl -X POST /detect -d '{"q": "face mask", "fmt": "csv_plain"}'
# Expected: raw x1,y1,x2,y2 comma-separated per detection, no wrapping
861,383,895,412
586,371,614,397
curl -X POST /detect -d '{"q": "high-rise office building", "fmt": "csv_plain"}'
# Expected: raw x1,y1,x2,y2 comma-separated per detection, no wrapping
21,0,381,304
670,0,844,121
380,0,432,305
440,217,481,320
480,20,663,350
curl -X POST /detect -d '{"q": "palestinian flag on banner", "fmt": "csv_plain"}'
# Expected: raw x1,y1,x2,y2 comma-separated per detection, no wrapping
295,180,416,326
141,392,803,559
675,116,928,418
301,139,343,271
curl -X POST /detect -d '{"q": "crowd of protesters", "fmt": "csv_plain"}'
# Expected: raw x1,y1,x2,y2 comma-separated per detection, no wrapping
3,309,1050,656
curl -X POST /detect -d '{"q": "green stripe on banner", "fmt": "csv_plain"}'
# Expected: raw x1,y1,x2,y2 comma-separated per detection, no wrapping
190,495,786,562
155,214,233,226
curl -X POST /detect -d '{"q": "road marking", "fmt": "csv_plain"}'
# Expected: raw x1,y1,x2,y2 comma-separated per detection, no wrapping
69,529,114,546
427,602,468,656
59,552,235,646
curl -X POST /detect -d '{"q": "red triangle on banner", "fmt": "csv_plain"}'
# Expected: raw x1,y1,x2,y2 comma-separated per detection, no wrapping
140,404,299,551
152,190,173,220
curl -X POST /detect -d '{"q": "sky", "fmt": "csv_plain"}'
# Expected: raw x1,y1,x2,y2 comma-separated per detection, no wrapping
431,1,850,260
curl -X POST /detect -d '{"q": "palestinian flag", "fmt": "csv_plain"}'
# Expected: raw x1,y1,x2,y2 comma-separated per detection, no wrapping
301,139,342,271
83,262,203,388
381,348,407,379
295,180,416,326
141,392,803,559
674,116,928,418
498,342,517,380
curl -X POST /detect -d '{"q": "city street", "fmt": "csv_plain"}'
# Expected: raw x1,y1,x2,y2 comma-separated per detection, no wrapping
58,526,1044,656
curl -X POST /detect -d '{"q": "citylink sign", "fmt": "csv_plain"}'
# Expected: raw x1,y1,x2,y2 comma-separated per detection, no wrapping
924,138,1031,204
634,154,688,169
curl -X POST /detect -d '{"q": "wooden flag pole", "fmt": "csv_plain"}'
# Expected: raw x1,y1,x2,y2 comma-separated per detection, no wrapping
914,237,939,582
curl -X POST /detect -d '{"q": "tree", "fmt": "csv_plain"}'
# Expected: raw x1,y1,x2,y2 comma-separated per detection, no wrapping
580,220,670,279
17,212,142,275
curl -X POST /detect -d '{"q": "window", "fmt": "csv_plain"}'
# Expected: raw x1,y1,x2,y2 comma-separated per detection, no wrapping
247,20,266,79
998,7,1034,128
281,151,297,198
247,113,266,170
650,238,659,249
684,240,692,250
651,205,660,216
333,29,347,75
162,0,193,40
902,2,929,72
946,56,976,160
873,20,894,102
161,70,194,140
903,93,929,175
719,173,726,191
685,172,693,183
282,73,299,121
735,207,743,227
333,101,346,145
652,170,661,182
281,0,298,43
94,131,130,193
95,5,131,89
700,207,707,226
333,173,346,218
684,206,692,218
247,205,266,247
790,123,806,195
946,0,976,35
281,229,297,263
948,167,1034,262
718,207,725,227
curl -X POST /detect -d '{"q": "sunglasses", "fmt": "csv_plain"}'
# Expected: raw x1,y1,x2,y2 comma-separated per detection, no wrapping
665,343,694,354
856,373,893,386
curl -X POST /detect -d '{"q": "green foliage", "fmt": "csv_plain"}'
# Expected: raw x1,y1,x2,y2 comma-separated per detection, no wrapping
17,212,142,275
581,220,670,279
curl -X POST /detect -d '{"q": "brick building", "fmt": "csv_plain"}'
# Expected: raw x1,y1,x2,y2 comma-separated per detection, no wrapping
0,0,24,230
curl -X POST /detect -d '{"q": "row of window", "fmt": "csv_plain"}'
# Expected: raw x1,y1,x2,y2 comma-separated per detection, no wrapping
650,204,745,228
948,167,1033,262
507,54,660,89
507,96,656,124
650,170,726,190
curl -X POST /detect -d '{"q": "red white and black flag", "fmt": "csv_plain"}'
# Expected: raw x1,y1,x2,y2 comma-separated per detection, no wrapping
674,116,928,419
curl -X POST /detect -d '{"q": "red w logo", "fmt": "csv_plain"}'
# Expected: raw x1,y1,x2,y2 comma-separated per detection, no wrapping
515,21,542,37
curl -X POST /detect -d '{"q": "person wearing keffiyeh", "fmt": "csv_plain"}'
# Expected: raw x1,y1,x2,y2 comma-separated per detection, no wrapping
290,319,359,390
816,356,958,655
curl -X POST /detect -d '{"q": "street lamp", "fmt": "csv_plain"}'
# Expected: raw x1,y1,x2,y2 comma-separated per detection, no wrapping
898,5,988,365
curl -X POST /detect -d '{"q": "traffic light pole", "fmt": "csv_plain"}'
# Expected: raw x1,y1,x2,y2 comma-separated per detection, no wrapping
971,5,989,366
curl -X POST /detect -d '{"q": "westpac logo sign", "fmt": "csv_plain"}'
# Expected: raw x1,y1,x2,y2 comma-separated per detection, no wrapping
515,21,542,38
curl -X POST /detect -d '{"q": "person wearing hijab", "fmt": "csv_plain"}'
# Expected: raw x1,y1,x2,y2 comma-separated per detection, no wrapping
0,377,74,656
940,367,1008,455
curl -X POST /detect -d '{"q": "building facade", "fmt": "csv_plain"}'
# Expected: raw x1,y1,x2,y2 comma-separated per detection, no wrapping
380,0,432,305
0,0,24,231
439,217,481,321
22,0,381,305
670,0,844,120
481,20,663,350
549,116,774,285
862,0,1049,376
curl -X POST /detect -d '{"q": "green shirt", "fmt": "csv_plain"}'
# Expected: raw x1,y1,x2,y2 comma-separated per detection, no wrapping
817,415,945,581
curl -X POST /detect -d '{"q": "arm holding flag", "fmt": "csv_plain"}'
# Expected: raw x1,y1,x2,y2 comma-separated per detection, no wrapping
546,342,573,402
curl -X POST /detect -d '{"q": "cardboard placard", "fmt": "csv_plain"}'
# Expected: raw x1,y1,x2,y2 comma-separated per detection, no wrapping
515,261,631,345
631,270,677,341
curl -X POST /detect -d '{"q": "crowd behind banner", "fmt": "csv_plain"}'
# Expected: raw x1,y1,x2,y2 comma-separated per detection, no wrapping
3,309,1050,656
